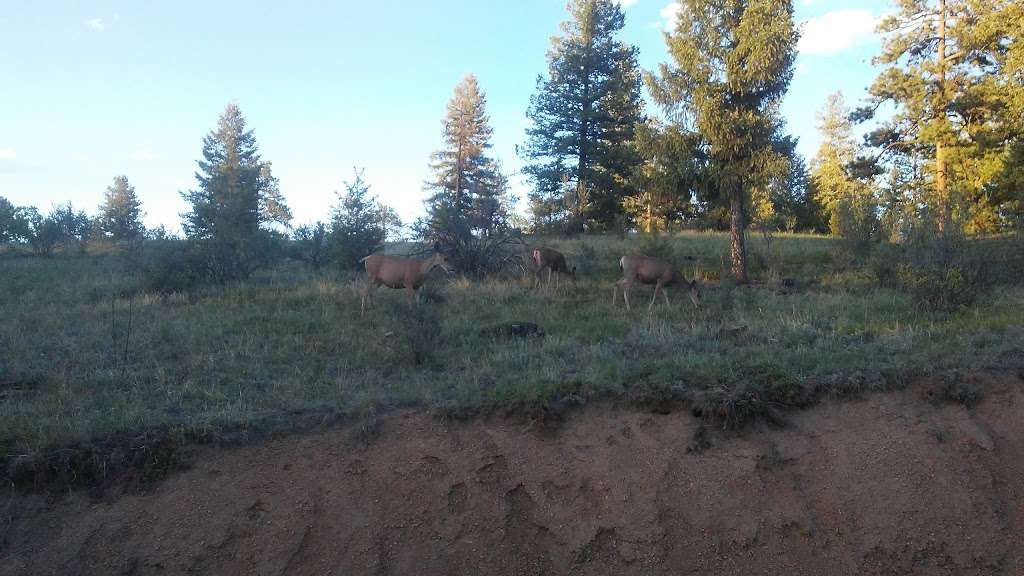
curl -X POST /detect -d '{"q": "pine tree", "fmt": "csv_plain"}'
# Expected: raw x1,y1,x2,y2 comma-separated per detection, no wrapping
649,0,798,281
331,168,385,269
860,0,1021,232
181,103,291,280
811,93,869,233
422,75,505,251
520,0,644,231
626,120,702,233
97,175,145,241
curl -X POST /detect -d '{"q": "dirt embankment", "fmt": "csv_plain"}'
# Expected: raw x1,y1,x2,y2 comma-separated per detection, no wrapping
2,373,1023,576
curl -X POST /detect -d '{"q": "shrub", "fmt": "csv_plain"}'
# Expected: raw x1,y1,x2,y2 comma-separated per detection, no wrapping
27,213,63,256
380,297,443,367
895,221,986,311
636,232,674,260
139,240,208,294
292,222,329,270
833,196,878,266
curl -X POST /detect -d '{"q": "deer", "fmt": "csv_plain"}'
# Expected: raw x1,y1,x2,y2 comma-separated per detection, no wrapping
360,249,453,314
532,246,576,292
612,255,701,311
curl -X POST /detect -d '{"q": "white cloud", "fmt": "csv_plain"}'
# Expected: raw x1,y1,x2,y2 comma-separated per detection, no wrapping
85,17,104,31
131,148,157,161
799,9,878,56
615,0,640,7
0,147,15,160
660,2,681,31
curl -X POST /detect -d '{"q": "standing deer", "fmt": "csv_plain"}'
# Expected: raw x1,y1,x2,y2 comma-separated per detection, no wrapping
612,255,701,311
360,250,453,314
532,246,576,292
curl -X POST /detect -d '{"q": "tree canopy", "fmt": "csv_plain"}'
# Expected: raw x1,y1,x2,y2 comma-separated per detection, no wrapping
649,0,799,280
521,0,644,232
181,103,291,280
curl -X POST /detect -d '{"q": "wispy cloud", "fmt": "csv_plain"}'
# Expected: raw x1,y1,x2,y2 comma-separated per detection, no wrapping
131,148,157,161
0,147,16,160
85,17,105,31
659,2,681,32
799,9,878,56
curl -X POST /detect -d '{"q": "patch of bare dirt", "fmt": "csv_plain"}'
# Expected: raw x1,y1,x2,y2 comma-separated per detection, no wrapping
2,373,1023,575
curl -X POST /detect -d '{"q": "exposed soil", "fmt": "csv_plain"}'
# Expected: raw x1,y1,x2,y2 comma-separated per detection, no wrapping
2,372,1023,575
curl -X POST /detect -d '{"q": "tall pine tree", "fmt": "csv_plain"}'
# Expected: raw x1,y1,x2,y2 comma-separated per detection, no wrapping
520,0,644,231
422,75,505,251
811,93,873,234
97,175,145,241
650,0,798,281
181,103,291,280
859,0,1021,231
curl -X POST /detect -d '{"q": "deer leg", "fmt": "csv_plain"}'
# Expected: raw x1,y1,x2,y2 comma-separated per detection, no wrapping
662,286,671,306
623,281,632,311
406,286,416,307
649,284,660,311
361,280,377,315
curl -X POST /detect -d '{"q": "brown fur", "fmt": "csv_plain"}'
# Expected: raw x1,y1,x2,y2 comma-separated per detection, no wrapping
361,252,452,314
612,255,700,311
532,247,576,292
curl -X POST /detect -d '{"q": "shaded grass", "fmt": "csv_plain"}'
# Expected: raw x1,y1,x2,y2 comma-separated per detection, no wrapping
1,231,1023,488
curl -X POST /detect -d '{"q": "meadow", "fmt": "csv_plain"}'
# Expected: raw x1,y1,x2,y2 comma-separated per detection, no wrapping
2,231,1023,485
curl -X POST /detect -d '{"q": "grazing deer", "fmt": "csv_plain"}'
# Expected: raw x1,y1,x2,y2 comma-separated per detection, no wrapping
532,246,576,292
360,251,453,314
612,255,701,311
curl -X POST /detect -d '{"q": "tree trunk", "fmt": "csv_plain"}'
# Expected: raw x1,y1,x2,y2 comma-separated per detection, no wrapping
935,0,949,232
646,195,653,234
730,183,748,283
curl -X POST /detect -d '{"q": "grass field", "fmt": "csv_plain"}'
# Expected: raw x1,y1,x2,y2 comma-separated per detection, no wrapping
2,231,1023,484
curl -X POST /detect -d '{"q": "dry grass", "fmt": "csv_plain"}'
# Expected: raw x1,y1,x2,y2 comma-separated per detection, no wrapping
1,231,1022,487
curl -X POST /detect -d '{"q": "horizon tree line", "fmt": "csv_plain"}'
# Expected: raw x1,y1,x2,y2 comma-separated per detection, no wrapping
2,0,1021,282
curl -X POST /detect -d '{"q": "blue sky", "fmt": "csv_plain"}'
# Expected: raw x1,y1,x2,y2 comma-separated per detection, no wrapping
0,0,890,230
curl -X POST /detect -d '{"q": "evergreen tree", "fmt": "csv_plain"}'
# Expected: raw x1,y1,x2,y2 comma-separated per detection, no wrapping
649,0,798,281
422,75,505,251
331,168,385,269
520,0,644,231
181,103,291,280
811,93,874,233
859,0,1022,232
625,120,702,232
97,175,145,241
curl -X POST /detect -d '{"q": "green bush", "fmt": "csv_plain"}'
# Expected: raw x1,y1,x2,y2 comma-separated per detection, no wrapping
895,222,986,311
636,232,674,260
139,240,208,294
